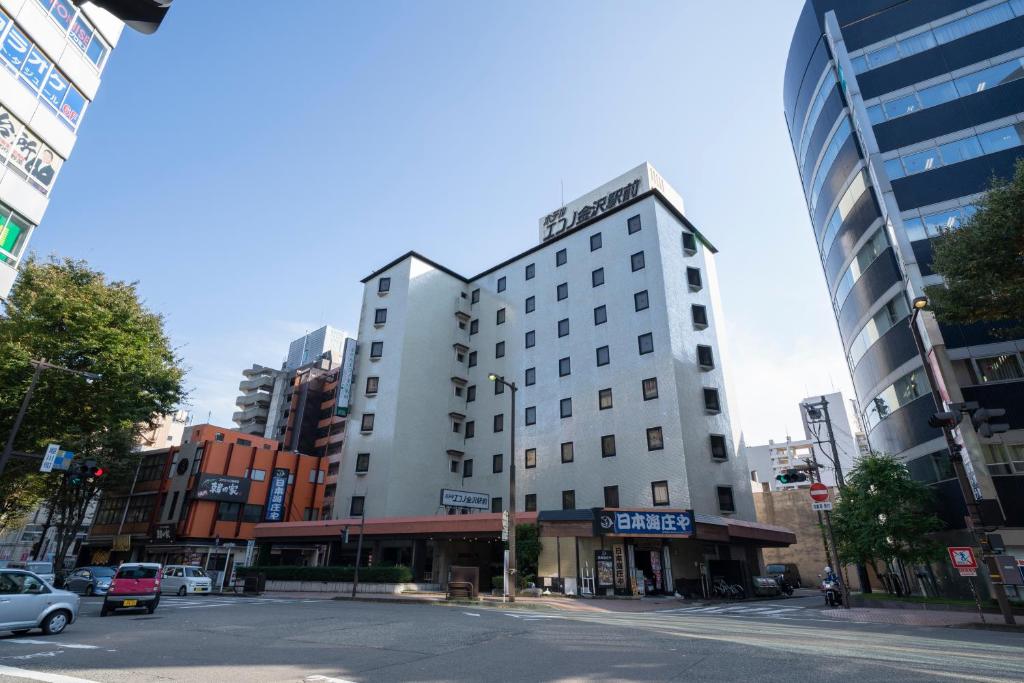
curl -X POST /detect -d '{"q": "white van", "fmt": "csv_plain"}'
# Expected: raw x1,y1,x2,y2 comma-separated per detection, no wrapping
160,565,213,596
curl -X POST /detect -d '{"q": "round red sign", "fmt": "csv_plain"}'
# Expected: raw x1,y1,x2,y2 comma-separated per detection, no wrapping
810,482,829,502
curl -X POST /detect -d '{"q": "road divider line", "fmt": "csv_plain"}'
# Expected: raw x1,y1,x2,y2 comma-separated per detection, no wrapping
1,640,98,650
0,664,100,682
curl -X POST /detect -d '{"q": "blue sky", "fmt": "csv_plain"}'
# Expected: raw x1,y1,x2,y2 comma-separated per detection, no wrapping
32,0,856,443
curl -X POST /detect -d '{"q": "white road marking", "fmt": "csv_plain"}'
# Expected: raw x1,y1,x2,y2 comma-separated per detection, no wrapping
0,664,100,682
304,676,357,683
462,612,480,617
0,640,98,650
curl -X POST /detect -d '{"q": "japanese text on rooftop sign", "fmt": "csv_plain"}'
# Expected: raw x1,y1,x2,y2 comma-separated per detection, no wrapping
541,178,641,241
597,509,695,537
195,474,250,503
264,468,289,522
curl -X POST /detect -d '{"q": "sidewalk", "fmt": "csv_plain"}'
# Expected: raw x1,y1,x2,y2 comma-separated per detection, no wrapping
822,606,1003,627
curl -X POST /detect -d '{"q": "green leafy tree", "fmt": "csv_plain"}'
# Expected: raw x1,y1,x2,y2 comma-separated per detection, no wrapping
831,453,944,580
925,158,1024,338
0,257,185,565
515,522,541,588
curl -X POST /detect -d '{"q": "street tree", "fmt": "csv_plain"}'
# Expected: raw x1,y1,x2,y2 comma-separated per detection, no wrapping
925,159,1024,338
830,453,944,593
0,257,185,565
515,523,541,587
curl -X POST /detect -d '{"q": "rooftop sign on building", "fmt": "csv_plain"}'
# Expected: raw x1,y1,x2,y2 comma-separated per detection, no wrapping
538,162,687,243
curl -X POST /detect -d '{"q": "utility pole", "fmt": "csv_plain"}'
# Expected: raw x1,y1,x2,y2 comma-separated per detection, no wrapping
489,373,517,602
909,297,1015,625
0,359,45,478
350,506,366,598
808,446,849,609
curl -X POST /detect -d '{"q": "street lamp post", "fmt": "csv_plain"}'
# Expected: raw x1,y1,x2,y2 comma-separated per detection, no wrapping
0,358,101,477
488,373,516,602
908,296,1015,625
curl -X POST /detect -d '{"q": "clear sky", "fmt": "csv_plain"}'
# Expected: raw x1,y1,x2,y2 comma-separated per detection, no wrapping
31,0,857,444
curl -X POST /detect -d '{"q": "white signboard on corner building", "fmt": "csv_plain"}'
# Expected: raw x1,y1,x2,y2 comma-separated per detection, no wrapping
440,488,490,510
537,162,687,242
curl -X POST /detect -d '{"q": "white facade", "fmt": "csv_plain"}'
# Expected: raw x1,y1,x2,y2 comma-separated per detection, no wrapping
0,0,124,298
800,391,859,486
286,325,347,371
334,163,755,522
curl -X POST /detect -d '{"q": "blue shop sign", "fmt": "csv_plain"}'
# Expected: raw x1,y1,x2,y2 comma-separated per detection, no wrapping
595,509,695,537
264,467,289,522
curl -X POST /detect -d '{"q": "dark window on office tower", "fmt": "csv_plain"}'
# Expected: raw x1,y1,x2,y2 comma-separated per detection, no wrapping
525,448,537,468
370,341,383,358
525,330,535,348
493,453,503,473
687,267,702,290
496,308,506,325
464,459,474,477
682,232,697,253
692,304,708,327
556,248,567,266
596,346,610,367
594,305,607,325
638,333,654,355
560,398,572,418
374,308,387,325
601,434,616,457
558,318,569,338
355,452,370,473
525,406,536,425
524,493,537,511
562,490,576,510
631,251,645,272
465,421,475,438
647,427,664,451
218,502,241,521
710,434,728,460
378,277,390,293
470,319,479,335
652,481,670,506
365,376,379,394
467,385,476,402
697,345,715,368
561,441,574,463
598,388,613,410
469,351,477,367
495,341,505,358
604,485,619,508
525,263,535,280
494,414,504,432
590,233,602,251
704,388,721,412
361,414,375,432
717,486,735,513
627,215,641,234
471,289,480,304
559,357,571,377
491,497,503,513
495,381,504,395
526,296,535,314
592,268,605,287
635,290,649,311
350,496,365,516
525,366,536,386
557,282,568,301
497,276,506,293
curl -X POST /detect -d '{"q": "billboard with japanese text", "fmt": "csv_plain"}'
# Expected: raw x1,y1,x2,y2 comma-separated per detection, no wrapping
194,474,250,503
595,509,695,538
264,468,289,522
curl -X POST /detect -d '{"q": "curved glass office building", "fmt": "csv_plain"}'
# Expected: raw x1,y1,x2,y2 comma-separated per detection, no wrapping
785,0,1024,533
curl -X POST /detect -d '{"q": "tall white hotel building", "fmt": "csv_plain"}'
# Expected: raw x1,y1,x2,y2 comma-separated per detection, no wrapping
0,0,123,298
334,163,756,524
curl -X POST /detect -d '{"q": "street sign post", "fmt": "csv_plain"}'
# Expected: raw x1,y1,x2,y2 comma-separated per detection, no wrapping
39,443,60,472
501,510,509,542
811,501,833,511
948,546,978,576
809,482,829,502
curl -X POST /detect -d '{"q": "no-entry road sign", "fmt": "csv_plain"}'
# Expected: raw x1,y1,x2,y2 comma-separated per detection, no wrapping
809,482,829,502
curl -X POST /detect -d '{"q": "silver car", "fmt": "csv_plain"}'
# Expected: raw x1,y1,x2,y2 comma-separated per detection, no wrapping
0,569,80,635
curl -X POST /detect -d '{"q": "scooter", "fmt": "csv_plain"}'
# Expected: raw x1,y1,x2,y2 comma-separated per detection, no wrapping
821,577,842,607
777,576,794,597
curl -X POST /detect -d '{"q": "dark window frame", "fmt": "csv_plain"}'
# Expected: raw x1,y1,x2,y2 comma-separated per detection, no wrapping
647,426,664,451
627,215,641,234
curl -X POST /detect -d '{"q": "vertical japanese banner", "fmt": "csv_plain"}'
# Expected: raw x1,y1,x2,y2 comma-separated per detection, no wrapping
263,468,289,522
335,338,356,417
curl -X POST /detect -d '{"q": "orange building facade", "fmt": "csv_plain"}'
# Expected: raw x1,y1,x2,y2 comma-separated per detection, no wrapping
86,426,326,579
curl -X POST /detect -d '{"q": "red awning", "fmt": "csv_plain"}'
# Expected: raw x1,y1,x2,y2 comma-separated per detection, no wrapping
253,511,539,540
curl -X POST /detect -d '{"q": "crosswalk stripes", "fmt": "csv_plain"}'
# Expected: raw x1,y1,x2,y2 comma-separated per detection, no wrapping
654,604,806,617
157,596,326,609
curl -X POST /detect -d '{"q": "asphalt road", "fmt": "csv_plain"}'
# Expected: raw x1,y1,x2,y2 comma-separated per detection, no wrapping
1,594,1022,682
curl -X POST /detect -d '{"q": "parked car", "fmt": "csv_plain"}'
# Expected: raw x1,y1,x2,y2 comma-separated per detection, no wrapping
0,569,80,635
63,566,116,596
101,563,162,616
161,565,213,596
765,563,802,588
752,576,783,597
7,561,55,585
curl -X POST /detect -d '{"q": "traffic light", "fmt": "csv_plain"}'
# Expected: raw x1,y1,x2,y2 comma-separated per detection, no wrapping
928,411,961,429
74,0,173,35
971,407,1010,438
776,469,808,484
67,460,104,486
